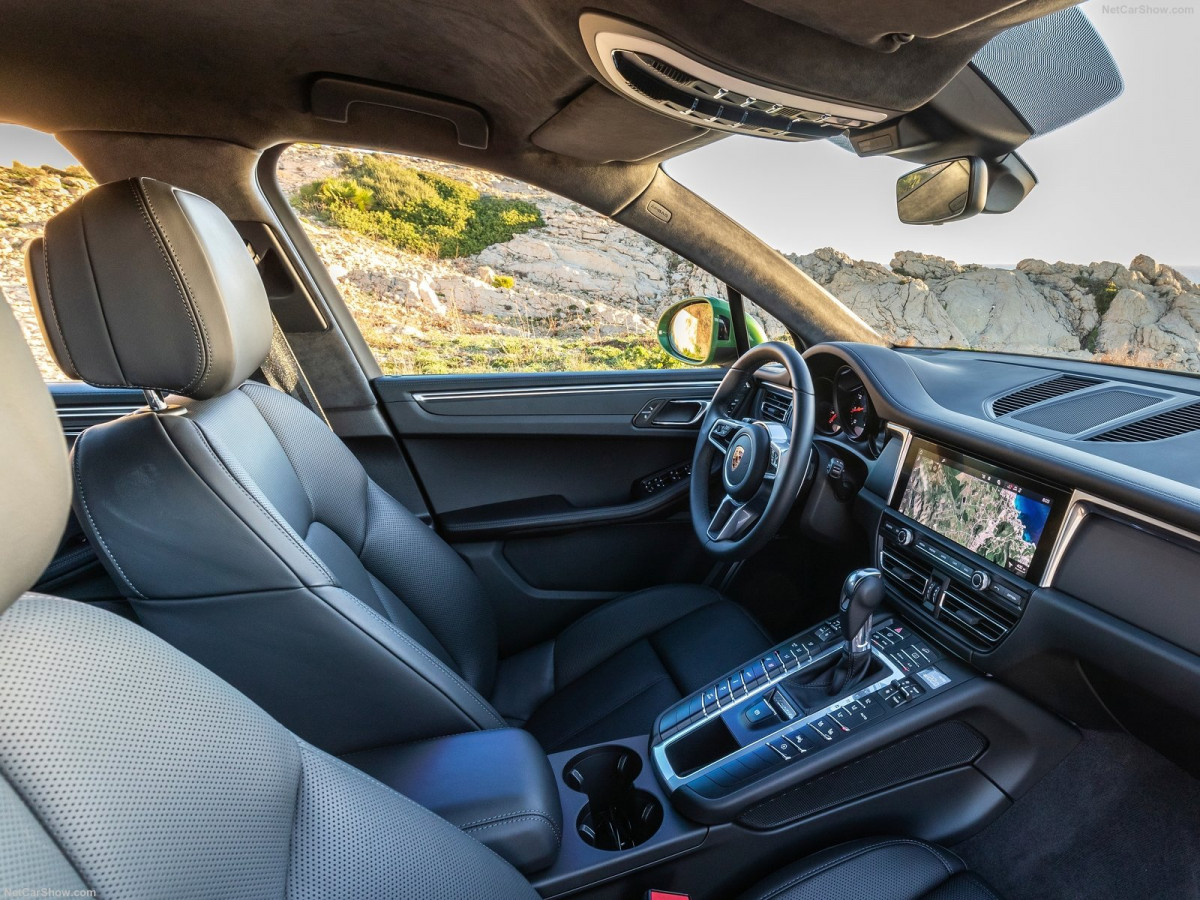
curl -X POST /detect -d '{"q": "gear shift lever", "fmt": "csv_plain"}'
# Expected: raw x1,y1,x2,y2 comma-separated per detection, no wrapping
840,568,885,662
787,568,886,708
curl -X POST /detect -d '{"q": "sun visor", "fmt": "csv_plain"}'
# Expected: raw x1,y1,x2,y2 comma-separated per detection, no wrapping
531,84,713,163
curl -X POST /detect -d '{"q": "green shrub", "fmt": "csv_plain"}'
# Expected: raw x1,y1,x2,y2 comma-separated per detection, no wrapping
492,275,514,290
293,153,544,258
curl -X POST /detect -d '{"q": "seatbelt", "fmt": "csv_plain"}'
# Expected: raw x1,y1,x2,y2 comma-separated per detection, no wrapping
255,316,331,427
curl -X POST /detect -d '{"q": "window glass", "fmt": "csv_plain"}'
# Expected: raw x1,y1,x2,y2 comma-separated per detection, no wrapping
0,125,90,382
278,144,790,374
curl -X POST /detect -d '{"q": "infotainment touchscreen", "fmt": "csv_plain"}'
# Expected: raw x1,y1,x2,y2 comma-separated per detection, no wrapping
894,440,1065,581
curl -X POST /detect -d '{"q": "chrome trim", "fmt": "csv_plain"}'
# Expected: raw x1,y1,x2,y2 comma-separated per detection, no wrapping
412,381,721,403
885,423,913,506
1040,490,1200,587
651,644,905,792
55,405,142,419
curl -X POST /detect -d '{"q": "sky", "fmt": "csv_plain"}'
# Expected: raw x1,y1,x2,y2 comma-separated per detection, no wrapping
2,3,1194,272
667,4,1200,271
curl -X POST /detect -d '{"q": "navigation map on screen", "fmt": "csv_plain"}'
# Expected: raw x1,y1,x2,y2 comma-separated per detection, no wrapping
898,449,1052,578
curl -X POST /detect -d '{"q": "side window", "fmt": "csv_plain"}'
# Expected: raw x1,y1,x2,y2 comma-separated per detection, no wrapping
1,126,91,382
278,144,790,375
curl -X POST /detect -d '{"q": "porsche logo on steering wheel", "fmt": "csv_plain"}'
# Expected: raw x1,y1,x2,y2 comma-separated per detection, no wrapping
730,445,745,471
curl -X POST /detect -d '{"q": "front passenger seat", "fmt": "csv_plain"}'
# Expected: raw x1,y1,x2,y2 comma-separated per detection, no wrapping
27,177,771,755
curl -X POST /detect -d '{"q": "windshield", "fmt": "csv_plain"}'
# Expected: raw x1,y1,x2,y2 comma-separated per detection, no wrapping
667,6,1200,375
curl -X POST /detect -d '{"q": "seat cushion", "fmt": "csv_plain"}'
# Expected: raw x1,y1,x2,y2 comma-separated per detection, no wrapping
505,585,770,753
740,838,1002,900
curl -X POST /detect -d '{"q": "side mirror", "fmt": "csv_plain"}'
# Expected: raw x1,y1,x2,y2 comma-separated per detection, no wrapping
657,296,766,366
896,157,987,225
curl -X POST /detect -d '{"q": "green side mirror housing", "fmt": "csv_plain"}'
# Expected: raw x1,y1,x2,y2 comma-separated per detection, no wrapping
656,296,767,366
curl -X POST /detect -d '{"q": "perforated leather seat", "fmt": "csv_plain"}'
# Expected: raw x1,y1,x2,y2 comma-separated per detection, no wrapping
26,177,770,755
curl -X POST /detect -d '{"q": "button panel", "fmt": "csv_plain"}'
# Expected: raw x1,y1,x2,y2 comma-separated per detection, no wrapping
654,616,964,797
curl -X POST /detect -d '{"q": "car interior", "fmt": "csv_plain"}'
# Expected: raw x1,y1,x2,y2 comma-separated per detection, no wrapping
2,1,1200,899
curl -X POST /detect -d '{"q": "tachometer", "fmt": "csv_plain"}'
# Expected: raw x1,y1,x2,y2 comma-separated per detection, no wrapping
834,367,874,442
814,377,841,435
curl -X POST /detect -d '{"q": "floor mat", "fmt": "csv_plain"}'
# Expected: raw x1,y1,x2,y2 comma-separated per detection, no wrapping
954,728,1200,900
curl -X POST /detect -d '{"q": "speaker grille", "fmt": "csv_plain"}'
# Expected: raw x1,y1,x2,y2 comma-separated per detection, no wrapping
1011,389,1161,434
737,721,988,830
991,374,1100,417
1089,401,1200,442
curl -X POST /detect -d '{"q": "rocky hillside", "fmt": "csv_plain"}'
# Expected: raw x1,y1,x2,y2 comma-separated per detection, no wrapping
790,247,1200,372
3,144,1198,379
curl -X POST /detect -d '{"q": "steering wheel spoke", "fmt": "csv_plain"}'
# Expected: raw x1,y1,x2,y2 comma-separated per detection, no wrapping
706,493,763,542
706,417,742,455
761,421,790,482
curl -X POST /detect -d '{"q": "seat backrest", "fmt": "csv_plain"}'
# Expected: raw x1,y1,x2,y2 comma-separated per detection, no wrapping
0,288,536,900
25,178,504,755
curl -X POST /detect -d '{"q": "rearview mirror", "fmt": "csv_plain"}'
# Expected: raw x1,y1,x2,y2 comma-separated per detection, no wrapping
896,157,987,225
657,296,765,366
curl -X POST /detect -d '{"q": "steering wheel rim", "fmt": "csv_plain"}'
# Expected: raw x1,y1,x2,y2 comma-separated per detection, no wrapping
689,341,815,561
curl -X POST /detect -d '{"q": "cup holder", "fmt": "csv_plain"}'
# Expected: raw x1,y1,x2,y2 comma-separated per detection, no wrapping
563,746,663,851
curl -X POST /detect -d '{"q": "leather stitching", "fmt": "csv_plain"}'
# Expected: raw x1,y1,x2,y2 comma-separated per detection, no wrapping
70,429,144,599
463,814,562,849
747,839,956,900
37,232,84,381
187,418,337,585
130,180,207,394
460,809,562,843
328,587,505,728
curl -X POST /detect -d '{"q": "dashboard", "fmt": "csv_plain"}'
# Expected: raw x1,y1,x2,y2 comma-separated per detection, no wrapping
763,342,1200,770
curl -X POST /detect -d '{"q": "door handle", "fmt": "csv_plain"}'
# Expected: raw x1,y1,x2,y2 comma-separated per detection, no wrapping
632,398,710,428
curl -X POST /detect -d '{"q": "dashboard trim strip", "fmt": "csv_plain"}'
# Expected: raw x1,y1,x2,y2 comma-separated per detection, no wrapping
412,381,722,402
1041,489,1200,587
885,423,913,507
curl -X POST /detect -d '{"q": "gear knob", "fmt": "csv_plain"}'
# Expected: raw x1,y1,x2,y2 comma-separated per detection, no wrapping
840,568,884,658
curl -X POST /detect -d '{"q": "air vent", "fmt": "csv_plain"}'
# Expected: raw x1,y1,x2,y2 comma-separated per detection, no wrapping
991,374,1101,417
937,585,1019,651
759,390,792,424
880,551,931,607
1089,401,1200,442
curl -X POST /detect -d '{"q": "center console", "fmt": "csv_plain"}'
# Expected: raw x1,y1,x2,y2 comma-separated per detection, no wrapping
878,436,1070,655
648,608,974,822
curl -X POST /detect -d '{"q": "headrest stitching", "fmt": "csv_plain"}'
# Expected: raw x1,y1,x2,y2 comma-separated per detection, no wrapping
128,179,209,395
38,230,80,379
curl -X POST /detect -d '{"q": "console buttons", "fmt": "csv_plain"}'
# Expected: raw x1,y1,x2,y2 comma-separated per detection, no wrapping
842,694,887,725
715,679,732,706
783,640,812,664
742,660,767,689
883,678,924,708
830,707,859,732
916,667,952,690
777,646,800,669
766,735,799,760
783,728,817,754
729,671,746,697
701,686,720,712
814,624,835,643
808,715,847,743
743,698,777,728
761,654,783,679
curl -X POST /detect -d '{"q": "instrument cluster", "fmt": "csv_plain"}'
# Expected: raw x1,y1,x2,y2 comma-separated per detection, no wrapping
814,365,887,456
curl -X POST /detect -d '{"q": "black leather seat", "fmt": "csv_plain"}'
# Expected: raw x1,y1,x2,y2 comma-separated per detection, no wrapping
26,177,770,755
0,260,1004,900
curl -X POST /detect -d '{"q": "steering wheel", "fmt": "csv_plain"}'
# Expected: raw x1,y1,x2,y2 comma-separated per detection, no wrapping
690,341,815,560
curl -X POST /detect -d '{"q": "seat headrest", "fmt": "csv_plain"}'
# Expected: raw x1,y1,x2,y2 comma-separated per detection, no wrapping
0,289,71,613
26,177,273,400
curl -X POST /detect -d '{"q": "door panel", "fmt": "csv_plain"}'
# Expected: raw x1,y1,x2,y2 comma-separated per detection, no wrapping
376,369,725,652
